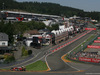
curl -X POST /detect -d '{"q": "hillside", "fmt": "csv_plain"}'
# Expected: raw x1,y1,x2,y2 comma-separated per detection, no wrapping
0,0,100,20
0,0,84,16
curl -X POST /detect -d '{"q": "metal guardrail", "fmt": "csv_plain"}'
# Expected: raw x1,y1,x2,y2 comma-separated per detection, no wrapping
67,22,100,64
69,34,100,57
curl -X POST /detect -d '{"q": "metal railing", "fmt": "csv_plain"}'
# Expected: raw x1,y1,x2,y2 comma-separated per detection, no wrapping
69,34,100,57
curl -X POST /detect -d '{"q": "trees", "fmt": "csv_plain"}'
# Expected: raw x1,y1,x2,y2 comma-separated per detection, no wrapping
26,21,46,30
0,20,46,44
22,47,32,56
46,24,59,31
21,46,28,56
4,53,15,63
0,0,100,21
28,50,32,55
0,21,14,43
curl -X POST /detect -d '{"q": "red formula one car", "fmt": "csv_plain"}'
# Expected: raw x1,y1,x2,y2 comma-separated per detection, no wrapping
10,66,26,71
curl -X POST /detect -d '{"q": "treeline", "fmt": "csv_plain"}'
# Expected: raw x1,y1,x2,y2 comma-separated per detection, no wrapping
0,20,59,43
0,0,100,21
0,20,46,43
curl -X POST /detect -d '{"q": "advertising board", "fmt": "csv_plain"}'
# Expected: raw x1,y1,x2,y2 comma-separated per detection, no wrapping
87,45,100,49
94,40,100,43
85,28,96,30
79,57,100,63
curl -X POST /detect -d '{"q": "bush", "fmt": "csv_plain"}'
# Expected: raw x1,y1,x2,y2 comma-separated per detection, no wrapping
22,47,31,56
23,50,28,56
28,50,32,55
22,46,25,55
21,46,29,56
4,54,15,64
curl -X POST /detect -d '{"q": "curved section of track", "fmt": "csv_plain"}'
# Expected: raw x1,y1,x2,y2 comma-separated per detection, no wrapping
46,31,93,72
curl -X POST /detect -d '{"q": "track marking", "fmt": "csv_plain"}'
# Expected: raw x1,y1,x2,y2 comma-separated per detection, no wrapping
64,61,80,71
0,30,92,72
1,52,42,68
50,31,89,50
61,36,90,71
61,54,80,71
51,30,91,53
61,54,71,62
45,55,51,71
45,30,92,71
46,70,84,73
86,73,100,75
61,32,95,72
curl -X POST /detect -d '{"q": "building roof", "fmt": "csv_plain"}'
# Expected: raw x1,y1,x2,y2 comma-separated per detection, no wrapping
38,29,50,34
0,33,9,41
26,30,40,35
1,10,60,18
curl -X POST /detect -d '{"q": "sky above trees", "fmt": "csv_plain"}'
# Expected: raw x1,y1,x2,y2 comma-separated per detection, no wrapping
16,0,100,12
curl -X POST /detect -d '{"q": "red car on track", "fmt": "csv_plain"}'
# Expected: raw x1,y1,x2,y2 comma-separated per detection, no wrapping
10,66,26,71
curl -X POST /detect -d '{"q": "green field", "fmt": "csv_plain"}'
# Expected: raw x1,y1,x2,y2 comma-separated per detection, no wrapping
25,60,48,71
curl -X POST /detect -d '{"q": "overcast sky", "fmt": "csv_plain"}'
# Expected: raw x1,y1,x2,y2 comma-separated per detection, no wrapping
16,0,100,12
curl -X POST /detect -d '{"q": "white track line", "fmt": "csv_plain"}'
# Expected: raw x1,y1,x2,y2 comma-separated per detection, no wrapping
1,52,43,68
61,41,86,71
45,30,92,71
86,73,100,75
23,54,46,66
62,32,94,71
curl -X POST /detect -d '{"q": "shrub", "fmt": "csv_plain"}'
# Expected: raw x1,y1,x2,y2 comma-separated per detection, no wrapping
28,50,32,55
23,50,28,56
22,46,26,56
4,54,15,64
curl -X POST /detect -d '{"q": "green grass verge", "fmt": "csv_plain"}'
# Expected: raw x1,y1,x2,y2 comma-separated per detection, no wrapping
25,60,48,71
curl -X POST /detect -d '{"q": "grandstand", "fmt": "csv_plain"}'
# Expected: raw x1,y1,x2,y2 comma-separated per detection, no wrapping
0,10,60,22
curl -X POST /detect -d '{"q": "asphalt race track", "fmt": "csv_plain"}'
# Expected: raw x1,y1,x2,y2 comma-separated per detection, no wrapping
46,31,93,72
1,30,100,75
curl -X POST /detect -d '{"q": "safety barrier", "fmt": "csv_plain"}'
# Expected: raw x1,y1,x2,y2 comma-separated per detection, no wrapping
68,34,100,58
67,22,100,64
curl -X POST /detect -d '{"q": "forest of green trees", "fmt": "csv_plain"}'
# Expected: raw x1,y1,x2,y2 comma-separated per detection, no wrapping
0,20,59,43
0,0,100,21
0,20,46,42
0,0,100,44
